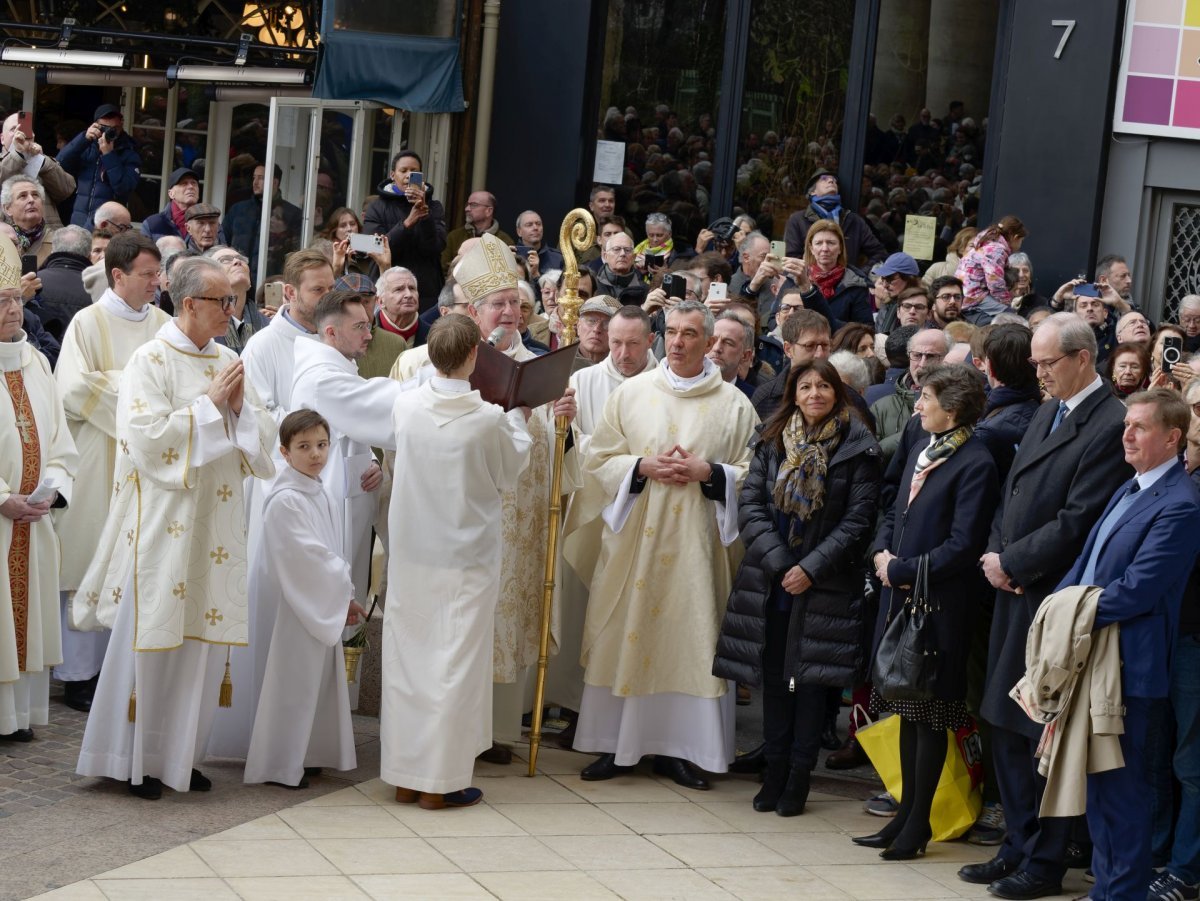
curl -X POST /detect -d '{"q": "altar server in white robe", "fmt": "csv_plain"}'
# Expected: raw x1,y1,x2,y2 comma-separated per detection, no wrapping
52,233,169,713
388,234,577,760
245,409,364,788
207,249,332,760
572,301,757,790
75,256,275,798
292,290,404,604
382,313,531,808
0,236,77,740
546,304,657,729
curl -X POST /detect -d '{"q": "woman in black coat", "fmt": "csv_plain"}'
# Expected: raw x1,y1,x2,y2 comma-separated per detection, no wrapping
855,364,999,859
714,359,881,816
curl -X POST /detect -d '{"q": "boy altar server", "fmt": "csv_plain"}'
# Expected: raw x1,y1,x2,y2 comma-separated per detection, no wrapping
381,313,532,809
244,409,366,788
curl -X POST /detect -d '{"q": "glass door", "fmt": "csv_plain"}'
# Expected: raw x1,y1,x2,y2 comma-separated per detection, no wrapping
256,97,386,285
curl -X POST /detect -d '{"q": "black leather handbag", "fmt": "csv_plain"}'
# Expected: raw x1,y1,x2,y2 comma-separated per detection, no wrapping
871,554,938,701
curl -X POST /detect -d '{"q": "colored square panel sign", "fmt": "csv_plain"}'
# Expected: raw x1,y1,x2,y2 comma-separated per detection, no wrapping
1124,75,1175,124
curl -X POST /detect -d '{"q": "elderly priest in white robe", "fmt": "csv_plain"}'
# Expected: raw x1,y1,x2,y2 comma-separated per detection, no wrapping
545,303,657,741
389,233,577,762
53,232,170,713
75,255,275,799
0,236,77,742
383,313,531,808
572,300,757,790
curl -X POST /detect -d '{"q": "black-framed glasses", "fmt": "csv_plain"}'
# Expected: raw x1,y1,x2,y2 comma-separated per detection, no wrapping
194,295,237,312
899,302,928,312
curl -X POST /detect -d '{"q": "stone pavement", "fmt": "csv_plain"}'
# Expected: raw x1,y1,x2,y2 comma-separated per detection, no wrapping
13,741,1095,901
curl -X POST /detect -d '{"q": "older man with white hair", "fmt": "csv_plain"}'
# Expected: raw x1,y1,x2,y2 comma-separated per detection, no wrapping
1180,295,1200,354
375,266,428,348
0,113,76,230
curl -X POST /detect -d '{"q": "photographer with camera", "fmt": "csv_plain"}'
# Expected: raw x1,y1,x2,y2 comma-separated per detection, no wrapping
56,103,142,229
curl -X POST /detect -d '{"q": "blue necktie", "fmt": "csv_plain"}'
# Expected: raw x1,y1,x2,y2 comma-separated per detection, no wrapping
1080,481,1141,585
1050,400,1068,433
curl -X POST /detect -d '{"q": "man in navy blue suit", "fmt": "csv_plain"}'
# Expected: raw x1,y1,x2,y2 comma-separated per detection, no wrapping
1057,388,1200,900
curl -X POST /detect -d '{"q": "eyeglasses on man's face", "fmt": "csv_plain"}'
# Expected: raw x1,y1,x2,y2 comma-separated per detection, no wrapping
193,295,238,312
899,302,928,313
908,350,944,362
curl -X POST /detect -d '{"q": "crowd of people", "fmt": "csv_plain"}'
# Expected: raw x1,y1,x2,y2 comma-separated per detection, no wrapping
4,96,1200,901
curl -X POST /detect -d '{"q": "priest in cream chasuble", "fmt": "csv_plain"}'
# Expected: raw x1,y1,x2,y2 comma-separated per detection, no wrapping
76,256,274,795
0,234,78,738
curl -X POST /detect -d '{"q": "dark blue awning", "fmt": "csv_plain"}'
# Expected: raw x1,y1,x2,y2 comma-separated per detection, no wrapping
314,3,465,113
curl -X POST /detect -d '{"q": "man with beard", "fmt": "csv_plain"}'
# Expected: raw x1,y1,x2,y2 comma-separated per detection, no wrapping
930,276,964,329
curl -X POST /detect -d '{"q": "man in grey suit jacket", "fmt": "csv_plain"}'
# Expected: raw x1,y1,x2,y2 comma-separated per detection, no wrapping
959,314,1131,900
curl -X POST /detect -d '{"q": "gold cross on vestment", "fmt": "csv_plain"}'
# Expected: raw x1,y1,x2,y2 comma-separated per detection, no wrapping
204,607,223,625
14,411,33,444
204,365,218,379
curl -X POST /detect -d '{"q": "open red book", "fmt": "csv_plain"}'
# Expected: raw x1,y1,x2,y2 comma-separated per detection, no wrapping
469,340,577,411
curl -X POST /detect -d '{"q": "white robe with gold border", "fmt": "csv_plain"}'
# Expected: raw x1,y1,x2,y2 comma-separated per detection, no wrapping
52,291,169,682
381,377,531,792
572,359,756,772
76,321,274,792
0,335,77,733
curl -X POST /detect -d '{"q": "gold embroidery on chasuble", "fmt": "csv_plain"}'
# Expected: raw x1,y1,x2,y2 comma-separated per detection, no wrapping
4,370,39,671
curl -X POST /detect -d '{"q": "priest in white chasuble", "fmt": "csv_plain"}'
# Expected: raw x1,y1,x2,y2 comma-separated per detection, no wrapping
389,233,578,759
0,237,77,741
382,314,531,808
572,300,757,790
76,255,275,799
545,304,657,731
53,232,170,713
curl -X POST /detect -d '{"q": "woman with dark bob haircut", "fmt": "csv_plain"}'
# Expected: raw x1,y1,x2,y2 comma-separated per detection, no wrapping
715,359,882,817
856,364,1000,860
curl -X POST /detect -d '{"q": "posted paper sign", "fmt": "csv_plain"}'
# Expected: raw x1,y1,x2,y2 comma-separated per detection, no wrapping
903,215,937,261
593,140,625,184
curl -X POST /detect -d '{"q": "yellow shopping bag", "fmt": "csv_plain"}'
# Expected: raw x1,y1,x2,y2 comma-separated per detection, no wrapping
855,711,983,842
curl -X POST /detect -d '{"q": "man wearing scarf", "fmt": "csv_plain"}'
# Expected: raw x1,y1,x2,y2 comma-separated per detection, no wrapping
594,232,648,306
783,170,886,269
571,300,757,790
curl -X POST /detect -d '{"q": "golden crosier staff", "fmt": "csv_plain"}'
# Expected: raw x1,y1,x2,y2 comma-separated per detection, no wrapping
527,208,595,777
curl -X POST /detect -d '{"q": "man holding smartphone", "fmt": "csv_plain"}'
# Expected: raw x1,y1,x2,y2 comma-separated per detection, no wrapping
363,150,447,312
0,113,76,231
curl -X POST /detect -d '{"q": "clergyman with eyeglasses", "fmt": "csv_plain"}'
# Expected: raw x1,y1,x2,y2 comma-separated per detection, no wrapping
76,254,276,801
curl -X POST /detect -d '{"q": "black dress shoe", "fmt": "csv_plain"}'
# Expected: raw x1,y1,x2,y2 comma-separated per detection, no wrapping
880,841,927,861
820,720,841,752
986,870,1062,900
62,680,93,713
128,776,163,800
652,755,710,790
1063,840,1091,869
959,856,1018,885
189,769,212,792
266,777,310,790
727,743,767,774
0,728,33,742
852,830,897,849
477,742,512,765
304,767,323,777
580,753,635,781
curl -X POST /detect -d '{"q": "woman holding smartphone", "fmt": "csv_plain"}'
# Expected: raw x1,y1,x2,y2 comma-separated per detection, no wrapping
321,207,391,277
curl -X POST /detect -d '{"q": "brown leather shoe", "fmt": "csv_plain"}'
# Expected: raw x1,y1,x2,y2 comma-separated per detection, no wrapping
477,742,513,765
394,786,419,803
824,736,869,770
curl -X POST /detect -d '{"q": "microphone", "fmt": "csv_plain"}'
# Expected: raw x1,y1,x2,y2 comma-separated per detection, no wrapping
486,327,507,346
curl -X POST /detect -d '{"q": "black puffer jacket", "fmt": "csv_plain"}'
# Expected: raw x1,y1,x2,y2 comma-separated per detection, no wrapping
714,416,882,688
362,180,447,311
